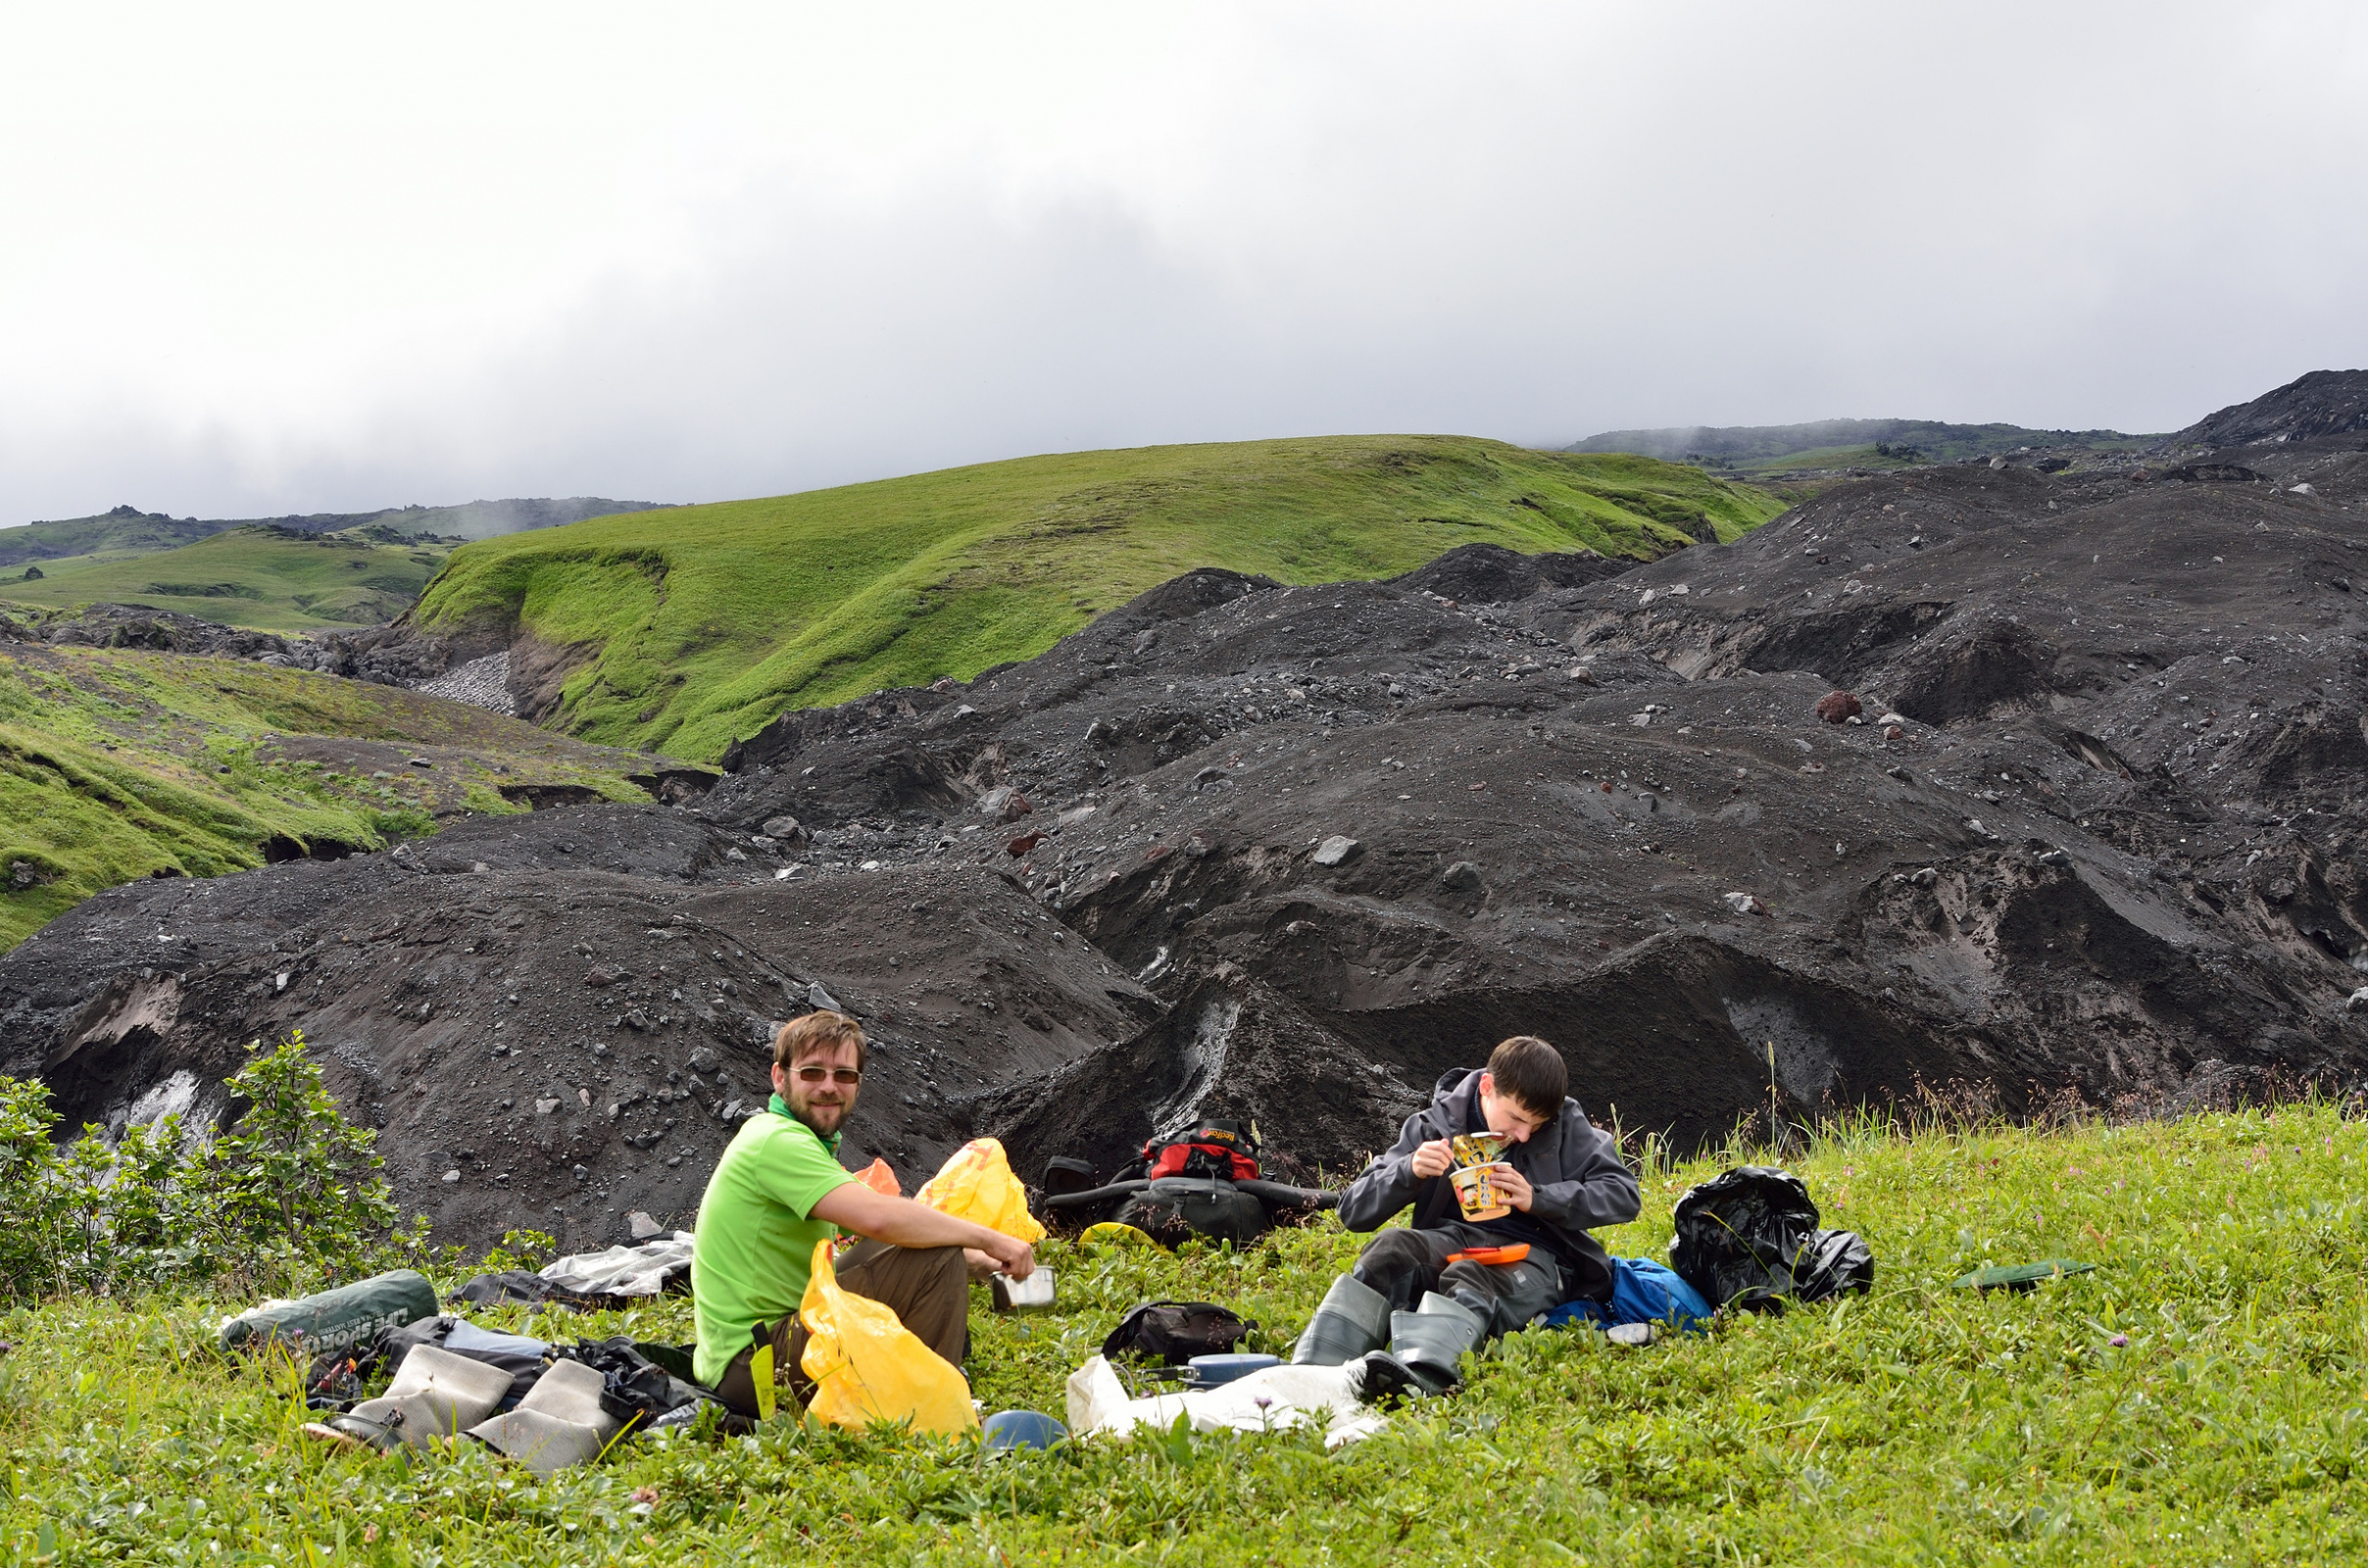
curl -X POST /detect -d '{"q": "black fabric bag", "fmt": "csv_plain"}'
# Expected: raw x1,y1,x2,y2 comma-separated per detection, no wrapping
1669,1165,1874,1311
379,1315,553,1405
1100,1300,1252,1366
551,1337,728,1431
1110,1176,1272,1247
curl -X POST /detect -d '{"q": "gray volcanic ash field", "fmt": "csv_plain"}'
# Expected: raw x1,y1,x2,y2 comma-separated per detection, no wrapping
6,372,2366,1247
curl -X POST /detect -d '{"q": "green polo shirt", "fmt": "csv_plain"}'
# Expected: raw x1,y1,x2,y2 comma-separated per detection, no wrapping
689,1095,858,1387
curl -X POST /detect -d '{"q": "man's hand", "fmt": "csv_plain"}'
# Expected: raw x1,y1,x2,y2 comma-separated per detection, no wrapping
814,1182,1038,1276
1493,1163,1535,1213
1409,1139,1454,1180
982,1233,1036,1280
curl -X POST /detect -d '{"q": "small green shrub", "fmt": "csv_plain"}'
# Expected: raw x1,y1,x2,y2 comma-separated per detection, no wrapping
0,1030,428,1302
479,1228,558,1273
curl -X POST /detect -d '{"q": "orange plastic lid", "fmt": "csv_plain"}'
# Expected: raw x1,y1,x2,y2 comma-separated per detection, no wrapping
1444,1243,1530,1266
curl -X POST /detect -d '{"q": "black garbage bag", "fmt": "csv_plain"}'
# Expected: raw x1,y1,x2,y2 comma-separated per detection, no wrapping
1793,1226,1876,1304
1669,1165,1873,1311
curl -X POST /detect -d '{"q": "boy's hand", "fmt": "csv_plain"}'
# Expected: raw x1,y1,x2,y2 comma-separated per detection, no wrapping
1410,1139,1454,1179
1493,1164,1535,1212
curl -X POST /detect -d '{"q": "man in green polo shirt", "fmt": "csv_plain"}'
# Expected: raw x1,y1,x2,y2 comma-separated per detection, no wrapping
691,1009,1037,1417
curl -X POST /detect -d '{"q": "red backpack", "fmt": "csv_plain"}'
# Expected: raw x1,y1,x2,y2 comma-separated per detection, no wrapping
1138,1119,1259,1182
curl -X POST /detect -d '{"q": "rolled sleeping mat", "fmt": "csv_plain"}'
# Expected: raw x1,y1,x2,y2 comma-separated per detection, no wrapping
1040,1179,1153,1210
1043,1177,1337,1211
1234,1179,1339,1211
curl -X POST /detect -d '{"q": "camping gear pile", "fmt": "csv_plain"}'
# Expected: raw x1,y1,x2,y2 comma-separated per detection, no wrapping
228,1153,1889,1472
1036,1120,1337,1246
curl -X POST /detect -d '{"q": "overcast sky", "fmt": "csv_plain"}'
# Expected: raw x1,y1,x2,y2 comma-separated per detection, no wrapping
4,2,2365,523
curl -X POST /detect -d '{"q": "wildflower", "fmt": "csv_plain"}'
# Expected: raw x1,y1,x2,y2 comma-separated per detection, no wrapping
2108,1334,2129,1348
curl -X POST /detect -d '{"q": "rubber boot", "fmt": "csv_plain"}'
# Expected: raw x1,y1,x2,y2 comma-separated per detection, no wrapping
1382,1292,1487,1395
1290,1272,1392,1366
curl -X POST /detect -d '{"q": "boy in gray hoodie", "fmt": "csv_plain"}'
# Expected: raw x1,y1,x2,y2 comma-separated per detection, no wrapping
1300,1036,1640,1389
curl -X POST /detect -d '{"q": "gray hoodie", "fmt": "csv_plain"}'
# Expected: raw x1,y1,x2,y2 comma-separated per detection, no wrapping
1337,1068,1642,1299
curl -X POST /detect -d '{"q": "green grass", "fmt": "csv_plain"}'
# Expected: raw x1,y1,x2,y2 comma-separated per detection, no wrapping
6,1103,2365,1564
411,437,1786,762
0,643,654,951
0,527,457,633
1744,443,1928,473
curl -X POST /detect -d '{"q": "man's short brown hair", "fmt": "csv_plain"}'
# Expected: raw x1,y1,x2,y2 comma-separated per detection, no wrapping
773,1010,868,1072
1487,1035,1566,1116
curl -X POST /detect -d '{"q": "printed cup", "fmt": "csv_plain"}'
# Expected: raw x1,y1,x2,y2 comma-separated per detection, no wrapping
1451,1132,1508,1169
1450,1162,1511,1222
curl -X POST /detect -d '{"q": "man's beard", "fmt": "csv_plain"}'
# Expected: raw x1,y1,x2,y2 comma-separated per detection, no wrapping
788,1093,851,1139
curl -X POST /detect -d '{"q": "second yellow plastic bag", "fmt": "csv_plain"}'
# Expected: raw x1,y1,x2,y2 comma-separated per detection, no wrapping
798,1240,978,1436
913,1137,1046,1244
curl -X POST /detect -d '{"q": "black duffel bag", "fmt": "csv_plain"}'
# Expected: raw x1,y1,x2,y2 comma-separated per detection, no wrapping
1110,1176,1272,1247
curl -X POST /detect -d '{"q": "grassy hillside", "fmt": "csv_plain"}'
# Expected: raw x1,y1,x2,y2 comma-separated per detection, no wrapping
0,643,652,950
0,497,669,570
414,436,1786,761
0,527,455,632
2,1102,2361,1563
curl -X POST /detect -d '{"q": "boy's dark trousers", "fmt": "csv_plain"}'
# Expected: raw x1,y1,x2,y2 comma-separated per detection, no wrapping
1352,1224,1565,1336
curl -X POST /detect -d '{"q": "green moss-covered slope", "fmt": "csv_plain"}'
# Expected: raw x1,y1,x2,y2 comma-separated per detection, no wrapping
0,645,652,950
0,527,457,632
413,436,1785,761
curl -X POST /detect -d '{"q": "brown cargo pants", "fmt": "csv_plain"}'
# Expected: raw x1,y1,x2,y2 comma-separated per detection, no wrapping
713,1239,969,1419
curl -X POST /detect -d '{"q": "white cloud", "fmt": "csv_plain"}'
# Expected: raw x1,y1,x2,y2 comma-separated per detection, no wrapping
2,1,2365,520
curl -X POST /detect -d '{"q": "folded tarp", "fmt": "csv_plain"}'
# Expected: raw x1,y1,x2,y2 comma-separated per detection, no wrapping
538,1235,694,1298
1064,1354,1386,1448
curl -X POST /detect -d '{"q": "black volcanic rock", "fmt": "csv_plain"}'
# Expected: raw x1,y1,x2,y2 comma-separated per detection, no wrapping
9,387,2368,1245
2168,368,2368,450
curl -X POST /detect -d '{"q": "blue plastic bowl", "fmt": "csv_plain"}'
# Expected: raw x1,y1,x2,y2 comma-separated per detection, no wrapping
981,1409,1068,1452
1185,1352,1281,1388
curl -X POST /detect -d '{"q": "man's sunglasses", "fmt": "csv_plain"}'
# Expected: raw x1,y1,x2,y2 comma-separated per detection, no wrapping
792,1066,863,1086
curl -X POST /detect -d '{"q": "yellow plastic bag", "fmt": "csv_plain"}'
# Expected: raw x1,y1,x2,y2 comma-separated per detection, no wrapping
913,1138,1046,1244
798,1240,977,1435
1079,1220,1159,1250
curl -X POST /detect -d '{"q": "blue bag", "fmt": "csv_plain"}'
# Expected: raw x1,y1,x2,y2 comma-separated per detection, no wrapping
1541,1256,1712,1335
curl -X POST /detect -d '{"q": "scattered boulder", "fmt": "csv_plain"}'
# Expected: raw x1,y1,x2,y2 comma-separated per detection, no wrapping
1311,835,1361,867
977,786,1033,823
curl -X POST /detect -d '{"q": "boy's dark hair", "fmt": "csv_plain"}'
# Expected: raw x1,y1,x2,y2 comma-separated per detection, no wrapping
1487,1035,1567,1115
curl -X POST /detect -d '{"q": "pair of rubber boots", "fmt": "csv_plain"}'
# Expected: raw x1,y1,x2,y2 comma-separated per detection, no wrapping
1290,1272,1486,1397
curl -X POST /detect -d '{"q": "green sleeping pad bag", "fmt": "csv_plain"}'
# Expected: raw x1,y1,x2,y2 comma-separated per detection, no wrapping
218,1268,440,1355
